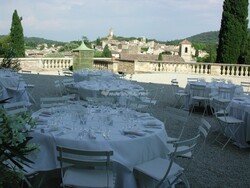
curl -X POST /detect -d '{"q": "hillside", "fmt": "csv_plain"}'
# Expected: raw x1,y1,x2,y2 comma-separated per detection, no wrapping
187,31,219,43
24,37,66,47
0,35,66,47
1,29,249,46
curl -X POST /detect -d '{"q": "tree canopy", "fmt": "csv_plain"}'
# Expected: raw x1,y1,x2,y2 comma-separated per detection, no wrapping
10,10,25,57
102,44,112,57
216,0,249,64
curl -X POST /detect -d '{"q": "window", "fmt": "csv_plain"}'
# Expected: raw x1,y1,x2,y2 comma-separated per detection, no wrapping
185,47,188,53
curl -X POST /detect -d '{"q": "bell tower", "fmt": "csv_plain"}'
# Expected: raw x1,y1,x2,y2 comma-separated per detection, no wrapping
179,39,192,62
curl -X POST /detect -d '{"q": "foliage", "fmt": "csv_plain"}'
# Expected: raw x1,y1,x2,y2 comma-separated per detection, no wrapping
0,108,37,187
94,50,104,58
44,53,65,58
0,36,11,54
141,47,149,52
161,51,172,55
10,10,25,57
0,48,21,72
216,0,249,64
158,53,163,61
58,42,79,52
245,37,250,64
95,37,102,46
102,45,112,57
194,42,217,63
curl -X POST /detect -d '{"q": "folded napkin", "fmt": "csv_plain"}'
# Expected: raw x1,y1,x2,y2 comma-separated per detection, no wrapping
233,97,246,101
35,117,48,125
122,129,146,136
39,111,53,117
143,121,162,129
48,126,59,132
88,131,96,139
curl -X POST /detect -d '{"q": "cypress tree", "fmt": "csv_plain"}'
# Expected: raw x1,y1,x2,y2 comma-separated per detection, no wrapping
10,9,25,57
216,0,249,64
102,44,112,57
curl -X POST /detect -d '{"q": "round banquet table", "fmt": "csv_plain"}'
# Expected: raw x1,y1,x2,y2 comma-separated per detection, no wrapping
29,103,169,188
0,69,29,104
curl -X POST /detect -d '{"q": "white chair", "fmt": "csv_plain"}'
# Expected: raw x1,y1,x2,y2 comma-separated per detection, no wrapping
189,84,209,116
56,146,115,188
3,101,28,116
170,79,188,109
211,78,225,83
187,78,199,83
133,134,200,188
210,97,244,150
61,78,74,87
54,80,63,96
167,118,211,159
18,76,36,104
40,96,70,108
240,81,250,95
165,106,189,144
130,86,165,112
61,78,74,94
217,86,235,100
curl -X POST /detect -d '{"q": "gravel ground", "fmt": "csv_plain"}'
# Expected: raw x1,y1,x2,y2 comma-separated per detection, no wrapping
21,73,250,188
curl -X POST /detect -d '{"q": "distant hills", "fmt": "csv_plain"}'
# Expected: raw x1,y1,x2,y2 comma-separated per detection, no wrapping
186,31,219,43
22,31,221,46
1,29,250,46
24,37,66,46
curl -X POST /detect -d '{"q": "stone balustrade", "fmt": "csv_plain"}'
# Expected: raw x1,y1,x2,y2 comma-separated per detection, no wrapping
0,57,249,77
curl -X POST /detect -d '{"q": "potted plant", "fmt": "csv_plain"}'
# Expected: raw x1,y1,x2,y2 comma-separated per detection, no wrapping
0,105,37,187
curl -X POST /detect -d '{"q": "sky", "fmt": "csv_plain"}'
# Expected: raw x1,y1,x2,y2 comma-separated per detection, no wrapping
0,0,248,42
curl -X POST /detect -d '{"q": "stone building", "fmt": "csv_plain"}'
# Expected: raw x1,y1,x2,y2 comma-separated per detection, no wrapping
179,39,192,62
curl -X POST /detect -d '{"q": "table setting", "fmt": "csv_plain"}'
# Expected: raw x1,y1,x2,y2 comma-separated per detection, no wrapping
29,103,169,188
184,79,243,109
73,69,117,82
0,69,30,104
71,70,148,108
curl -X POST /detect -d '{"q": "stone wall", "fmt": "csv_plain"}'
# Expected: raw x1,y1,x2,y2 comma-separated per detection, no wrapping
117,61,134,74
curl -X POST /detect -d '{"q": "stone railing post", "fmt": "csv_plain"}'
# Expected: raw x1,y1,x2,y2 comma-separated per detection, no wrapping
210,64,221,76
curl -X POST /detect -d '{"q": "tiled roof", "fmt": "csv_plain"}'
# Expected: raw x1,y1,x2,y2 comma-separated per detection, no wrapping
179,39,192,45
162,55,185,62
120,53,158,61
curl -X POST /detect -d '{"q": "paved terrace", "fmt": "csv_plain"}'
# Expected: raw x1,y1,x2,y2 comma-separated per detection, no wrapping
20,71,250,188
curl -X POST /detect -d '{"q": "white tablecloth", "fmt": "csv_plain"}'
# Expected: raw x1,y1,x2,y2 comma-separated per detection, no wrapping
72,70,146,106
75,79,145,100
0,69,29,104
29,104,169,188
226,97,250,148
73,70,117,82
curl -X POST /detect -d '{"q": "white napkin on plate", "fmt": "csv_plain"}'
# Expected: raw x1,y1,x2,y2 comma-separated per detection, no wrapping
143,120,162,129
122,129,146,136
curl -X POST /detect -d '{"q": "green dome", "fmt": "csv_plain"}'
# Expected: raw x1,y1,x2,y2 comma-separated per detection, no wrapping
72,41,93,52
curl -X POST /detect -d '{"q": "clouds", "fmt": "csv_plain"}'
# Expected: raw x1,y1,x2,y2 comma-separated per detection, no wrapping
0,0,243,42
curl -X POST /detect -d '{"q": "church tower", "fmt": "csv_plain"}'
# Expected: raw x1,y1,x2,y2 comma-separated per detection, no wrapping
107,28,113,40
179,39,192,62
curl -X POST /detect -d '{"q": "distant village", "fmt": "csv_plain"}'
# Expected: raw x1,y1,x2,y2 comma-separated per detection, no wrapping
25,28,208,63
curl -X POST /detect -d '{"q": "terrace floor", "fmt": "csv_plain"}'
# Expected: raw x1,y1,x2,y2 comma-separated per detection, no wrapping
21,72,250,188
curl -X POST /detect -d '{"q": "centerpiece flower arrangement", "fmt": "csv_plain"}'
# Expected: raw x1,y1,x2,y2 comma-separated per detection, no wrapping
0,105,37,187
